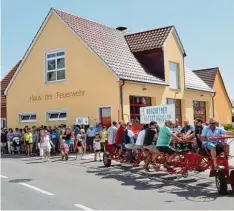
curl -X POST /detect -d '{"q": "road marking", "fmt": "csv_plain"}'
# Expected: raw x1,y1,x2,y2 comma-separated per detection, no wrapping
0,175,8,178
19,183,54,196
74,204,95,211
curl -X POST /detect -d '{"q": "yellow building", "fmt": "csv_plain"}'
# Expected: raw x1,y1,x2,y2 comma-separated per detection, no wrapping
5,8,215,128
193,68,233,124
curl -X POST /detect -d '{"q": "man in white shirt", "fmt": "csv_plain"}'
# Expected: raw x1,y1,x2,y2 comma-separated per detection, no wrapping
135,124,148,150
107,121,118,145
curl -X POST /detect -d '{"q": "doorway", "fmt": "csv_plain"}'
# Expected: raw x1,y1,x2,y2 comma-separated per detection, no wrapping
99,107,111,128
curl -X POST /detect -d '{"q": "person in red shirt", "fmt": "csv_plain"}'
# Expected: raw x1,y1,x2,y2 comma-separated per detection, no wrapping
115,122,126,159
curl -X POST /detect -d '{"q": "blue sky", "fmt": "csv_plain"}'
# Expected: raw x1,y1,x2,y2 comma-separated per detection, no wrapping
2,0,234,100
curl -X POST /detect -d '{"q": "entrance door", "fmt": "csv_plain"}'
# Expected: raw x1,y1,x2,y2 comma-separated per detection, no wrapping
99,107,111,128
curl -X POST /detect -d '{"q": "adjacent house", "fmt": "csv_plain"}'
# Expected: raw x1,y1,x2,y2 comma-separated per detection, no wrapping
4,8,214,128
1,61,21,128
193,68,232,124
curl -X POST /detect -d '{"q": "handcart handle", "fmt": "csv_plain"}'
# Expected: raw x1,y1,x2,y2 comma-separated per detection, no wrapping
202,136,234,141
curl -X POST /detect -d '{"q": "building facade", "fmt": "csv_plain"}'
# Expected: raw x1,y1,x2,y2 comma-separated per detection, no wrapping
5,8,214,128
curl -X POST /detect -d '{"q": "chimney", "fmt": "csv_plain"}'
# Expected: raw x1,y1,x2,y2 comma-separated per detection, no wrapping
116,26,127,31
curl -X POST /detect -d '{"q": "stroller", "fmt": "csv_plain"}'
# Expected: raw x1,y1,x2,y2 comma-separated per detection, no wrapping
60,140,69,160
11,137,21,154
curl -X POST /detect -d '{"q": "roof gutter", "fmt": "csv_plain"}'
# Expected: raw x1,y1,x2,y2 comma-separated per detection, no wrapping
212,92,216,118
122,79,168,87
186,87,215,94
120,80,125,121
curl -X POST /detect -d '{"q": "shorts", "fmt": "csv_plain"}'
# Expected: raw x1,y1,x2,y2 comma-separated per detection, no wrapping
1,143,7,147
87,137,94,146
116,143,125,149
143,144,158,152
100,142,105,152
125,143,135,149
203,141,223,150
134,145,144,150
157,146,176,155
26,142,33,146
65,140,71,147
95,149,101,152
70,141,74,145
43,146,51,153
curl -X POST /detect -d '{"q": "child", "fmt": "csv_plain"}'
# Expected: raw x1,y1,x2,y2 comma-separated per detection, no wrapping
93,132,102,162
76,134,84,160
42,129,55,162
80,129,86,155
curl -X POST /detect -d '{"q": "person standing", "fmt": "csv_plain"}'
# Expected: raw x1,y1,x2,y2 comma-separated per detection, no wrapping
107,121,118,145
51,129,58,154
32,126,39,155
25,128,33,157
93,133,102,162
74,125,81,150
38,127,45,160
42,129,55,162
115,122,126,159
100,126,107,152
86,125,96,152
7,128,14,154
1,128,7,153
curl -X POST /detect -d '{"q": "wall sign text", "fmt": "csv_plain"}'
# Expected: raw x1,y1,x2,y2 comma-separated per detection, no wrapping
29,90,85,102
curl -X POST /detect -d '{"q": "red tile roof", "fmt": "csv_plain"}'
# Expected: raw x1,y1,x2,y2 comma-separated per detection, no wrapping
54,9,211,92
1,60,21,107
54,9,166,85
193,68,218,88
125,26,173,53
193,67,232,106
1,60,21,91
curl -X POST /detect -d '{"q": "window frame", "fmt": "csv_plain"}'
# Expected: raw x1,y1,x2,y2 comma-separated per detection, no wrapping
19,113,37,123
168,61,180,90
193,101,206,122
129,96,151,123
1,118,6,128
46,110,67,121
45,49,66,83
166,98,182,123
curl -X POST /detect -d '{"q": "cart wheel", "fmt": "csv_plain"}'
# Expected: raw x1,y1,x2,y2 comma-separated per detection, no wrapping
215,171,228,195
103,153,111,167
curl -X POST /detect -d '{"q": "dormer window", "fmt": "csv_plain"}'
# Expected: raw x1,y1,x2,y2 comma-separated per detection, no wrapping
169,62,179,89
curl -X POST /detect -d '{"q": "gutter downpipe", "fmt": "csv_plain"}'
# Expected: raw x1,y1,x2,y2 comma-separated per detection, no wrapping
212,92,216,118
120,80,125,121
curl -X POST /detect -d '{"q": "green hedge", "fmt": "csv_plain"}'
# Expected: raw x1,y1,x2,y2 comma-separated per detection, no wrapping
223,124,234,130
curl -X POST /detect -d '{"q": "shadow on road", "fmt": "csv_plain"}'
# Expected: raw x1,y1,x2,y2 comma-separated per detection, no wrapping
86,164,234,201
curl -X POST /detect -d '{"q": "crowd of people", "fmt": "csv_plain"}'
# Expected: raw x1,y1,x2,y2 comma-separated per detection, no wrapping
1,118,230,169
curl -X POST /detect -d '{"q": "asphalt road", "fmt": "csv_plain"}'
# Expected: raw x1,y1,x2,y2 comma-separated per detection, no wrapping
1,152,234,210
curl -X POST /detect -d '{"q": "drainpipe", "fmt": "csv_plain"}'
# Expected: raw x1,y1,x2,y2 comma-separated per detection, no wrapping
212,92,216,118
120,80,125,121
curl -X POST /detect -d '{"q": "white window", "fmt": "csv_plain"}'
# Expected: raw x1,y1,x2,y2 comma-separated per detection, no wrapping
1,118,6,128
169,62,179,89
46,50,65,82
47,111,67,121
19,113,37,123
